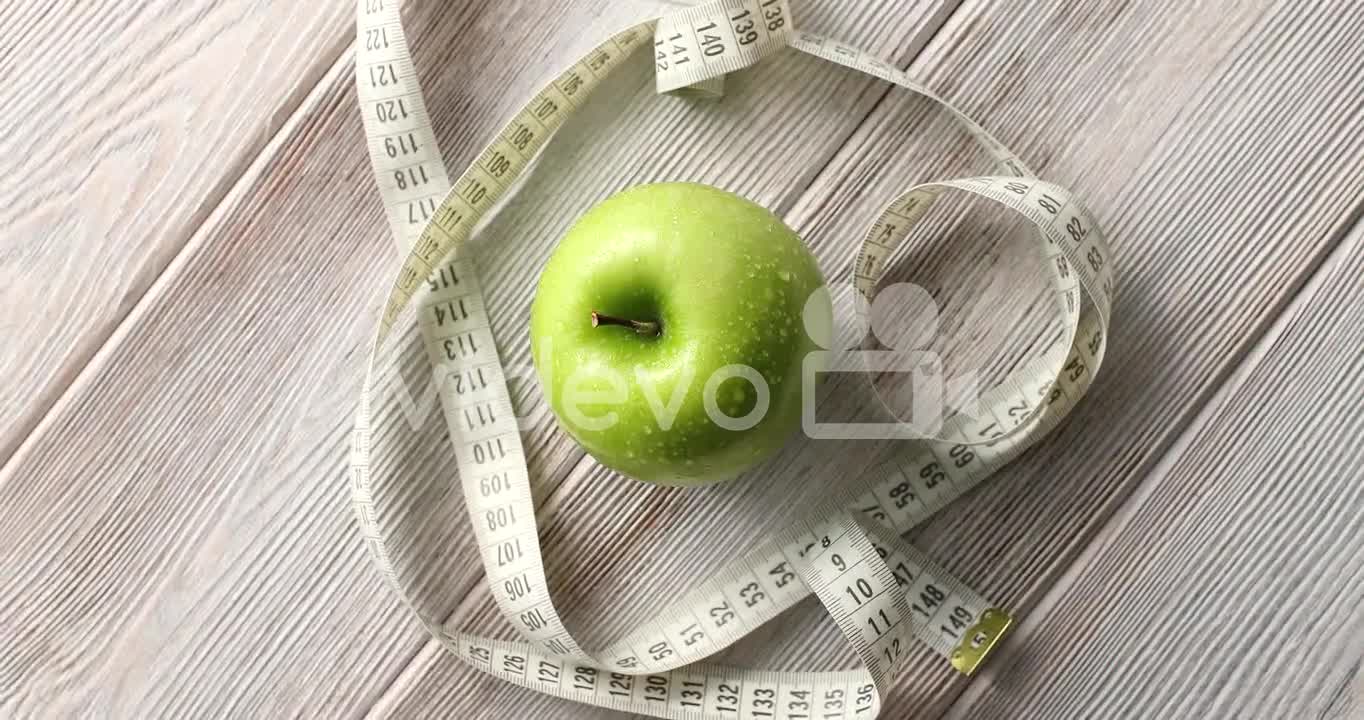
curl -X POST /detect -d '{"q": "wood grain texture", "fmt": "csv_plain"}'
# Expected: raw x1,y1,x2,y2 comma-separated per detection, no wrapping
6,0,1364,719
0,0,962,716
946,216,1364,717
364,0,1364,717
790,0,1364,713
798,0,1364,713
0,1,674,715
0,0,353,463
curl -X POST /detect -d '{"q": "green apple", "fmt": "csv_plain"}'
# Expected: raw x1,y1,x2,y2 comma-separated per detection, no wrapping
530,182,830,486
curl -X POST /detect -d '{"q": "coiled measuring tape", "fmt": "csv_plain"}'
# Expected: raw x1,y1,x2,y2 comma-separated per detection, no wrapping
349,0,1114,717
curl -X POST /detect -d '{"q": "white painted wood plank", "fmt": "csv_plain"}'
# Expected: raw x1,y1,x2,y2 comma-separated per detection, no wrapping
0,1,670,715
365,0,1364,717
0,0,961,716
0,0,352,463
948,218,1364,720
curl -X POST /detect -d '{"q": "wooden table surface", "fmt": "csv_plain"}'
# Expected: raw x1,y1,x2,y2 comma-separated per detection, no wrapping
4,0,1364,717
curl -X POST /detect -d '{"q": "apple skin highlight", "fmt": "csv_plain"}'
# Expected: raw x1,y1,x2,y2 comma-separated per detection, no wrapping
530,182,831,486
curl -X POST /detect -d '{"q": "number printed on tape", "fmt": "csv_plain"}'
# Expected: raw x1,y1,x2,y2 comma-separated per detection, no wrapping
349,0,1113,718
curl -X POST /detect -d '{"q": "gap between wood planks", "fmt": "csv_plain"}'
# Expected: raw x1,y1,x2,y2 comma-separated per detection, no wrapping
943,200,1364,720
0,27,355,484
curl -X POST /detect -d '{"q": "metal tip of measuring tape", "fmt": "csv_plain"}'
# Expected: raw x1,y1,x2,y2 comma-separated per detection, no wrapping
949,608,1013,676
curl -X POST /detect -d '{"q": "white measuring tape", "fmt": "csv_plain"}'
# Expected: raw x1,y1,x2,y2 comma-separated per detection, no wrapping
349,1,1114,717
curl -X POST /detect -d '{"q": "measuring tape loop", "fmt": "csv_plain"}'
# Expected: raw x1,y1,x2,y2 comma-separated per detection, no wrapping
350,1,1114,717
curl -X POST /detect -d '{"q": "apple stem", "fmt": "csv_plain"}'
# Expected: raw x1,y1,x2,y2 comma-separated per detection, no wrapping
591,311,661,337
